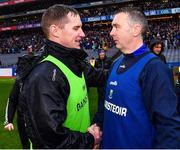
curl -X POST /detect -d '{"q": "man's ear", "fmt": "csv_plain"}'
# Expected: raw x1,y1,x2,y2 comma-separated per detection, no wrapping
133,23,142,37
49,24,60,38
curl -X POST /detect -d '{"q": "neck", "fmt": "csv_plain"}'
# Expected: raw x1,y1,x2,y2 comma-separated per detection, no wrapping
123,37,143,54
49,37,60,45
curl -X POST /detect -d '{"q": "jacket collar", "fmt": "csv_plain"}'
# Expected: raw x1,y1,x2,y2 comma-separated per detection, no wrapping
123,44,149,58
45,39,88,61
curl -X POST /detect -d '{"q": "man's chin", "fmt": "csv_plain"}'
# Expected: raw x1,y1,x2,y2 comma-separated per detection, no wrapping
115,44,121,49
75,45,81,49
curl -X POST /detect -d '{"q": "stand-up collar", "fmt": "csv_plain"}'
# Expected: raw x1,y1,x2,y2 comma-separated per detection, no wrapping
123,44,149,58
45,39,88,61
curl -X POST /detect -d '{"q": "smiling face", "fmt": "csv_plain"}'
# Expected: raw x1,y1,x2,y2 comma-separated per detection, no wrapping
110,13,134,53
58,13,85,49
49,12,85,49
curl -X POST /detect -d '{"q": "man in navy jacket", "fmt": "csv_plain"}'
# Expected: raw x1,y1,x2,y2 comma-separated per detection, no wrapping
101,7,180,149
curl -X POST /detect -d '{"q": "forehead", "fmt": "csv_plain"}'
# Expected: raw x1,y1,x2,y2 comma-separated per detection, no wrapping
112,12,128,25
155,44,162,47
100,52,105,55
66,12,82,26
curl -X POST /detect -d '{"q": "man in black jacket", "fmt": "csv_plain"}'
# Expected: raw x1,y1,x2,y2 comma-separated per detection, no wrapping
4,54,43,149
18,4,104,149
4,80,30,149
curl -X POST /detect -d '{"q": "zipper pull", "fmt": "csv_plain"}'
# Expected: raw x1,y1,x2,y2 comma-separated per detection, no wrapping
52,69,56,81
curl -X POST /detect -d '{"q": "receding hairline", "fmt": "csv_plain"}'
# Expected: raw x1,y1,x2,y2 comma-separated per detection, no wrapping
111,12,130,26
112,7,149,35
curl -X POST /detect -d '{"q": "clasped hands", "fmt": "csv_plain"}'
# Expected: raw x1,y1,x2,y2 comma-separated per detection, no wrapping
88,123,102,149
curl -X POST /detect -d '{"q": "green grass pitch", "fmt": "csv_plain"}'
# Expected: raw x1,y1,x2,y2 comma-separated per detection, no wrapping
0,78,98,148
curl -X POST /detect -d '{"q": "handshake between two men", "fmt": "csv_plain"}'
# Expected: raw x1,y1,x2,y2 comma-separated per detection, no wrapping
88,123,102,149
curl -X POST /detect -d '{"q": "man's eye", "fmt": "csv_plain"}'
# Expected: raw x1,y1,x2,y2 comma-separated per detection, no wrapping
74,27,79,30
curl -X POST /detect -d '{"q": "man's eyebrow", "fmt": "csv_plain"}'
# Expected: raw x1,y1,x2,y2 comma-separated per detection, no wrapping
112,23,119,27
74,25,82,28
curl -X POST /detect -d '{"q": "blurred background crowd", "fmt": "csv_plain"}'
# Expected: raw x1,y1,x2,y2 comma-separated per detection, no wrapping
0,0,179,66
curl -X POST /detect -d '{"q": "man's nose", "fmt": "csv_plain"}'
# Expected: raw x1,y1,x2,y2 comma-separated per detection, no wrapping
80,28,85,38
110,29,114,37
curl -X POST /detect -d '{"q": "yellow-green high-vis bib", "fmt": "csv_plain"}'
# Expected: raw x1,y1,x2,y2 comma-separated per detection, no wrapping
42,55,90,133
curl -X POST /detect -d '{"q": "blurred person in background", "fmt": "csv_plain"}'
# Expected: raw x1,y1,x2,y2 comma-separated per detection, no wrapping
4,80,30,149
101,7,180,149
16,4,106,149
94,49,112,107
150,39,175,85
150,39,166,63
4,54,44,149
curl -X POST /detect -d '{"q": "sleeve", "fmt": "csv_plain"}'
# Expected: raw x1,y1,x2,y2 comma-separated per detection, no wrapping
82,60,108,87
91,88,105,129
4,79,20,125
24,63,94,148
82,60,109,129
174,79,180,114
140,59,180,148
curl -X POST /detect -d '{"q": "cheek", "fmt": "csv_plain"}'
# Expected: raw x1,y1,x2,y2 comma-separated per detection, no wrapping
65,31,75,40
116,32,123,39
118,29,127,37
71,34,77,41
154,49,160,54
154,48,160,51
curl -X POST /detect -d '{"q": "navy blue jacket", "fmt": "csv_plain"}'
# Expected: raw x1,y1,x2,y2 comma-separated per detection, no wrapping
95,44,180,148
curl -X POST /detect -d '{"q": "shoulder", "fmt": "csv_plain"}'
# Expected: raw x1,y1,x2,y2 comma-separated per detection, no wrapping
26,61,68,85
144,57,169,74
140,57,172,84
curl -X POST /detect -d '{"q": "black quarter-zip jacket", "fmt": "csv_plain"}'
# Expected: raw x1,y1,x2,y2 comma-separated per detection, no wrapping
18,39,106,148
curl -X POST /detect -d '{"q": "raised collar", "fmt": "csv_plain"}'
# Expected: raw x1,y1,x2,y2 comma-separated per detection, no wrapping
45,39,88,61
123,44,149,58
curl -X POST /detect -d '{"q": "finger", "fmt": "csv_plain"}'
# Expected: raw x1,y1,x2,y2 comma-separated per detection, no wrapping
93,144,100,150
11,125,14,130
9,125,13,131
4,125,10,131
88,124,97,133
88,127,94,133
99,131,102,137
88,128,96,137
94,127,100,138
91,124,96,129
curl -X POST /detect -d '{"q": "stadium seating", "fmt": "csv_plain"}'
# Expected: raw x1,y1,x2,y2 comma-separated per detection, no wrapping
0,0,179,66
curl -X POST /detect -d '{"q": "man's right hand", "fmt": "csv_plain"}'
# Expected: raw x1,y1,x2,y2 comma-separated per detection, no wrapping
4,123,14,131
88,123,102,149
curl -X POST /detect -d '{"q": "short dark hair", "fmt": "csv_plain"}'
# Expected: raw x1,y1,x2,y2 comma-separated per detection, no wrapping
115,7,149,36
150,39,164,52
41,4,79,37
